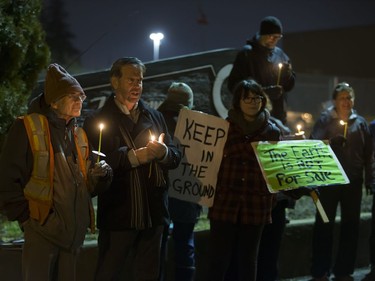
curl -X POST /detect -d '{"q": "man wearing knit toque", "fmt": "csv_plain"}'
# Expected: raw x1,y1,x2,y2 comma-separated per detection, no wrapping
228,16,296,126
0,63,112,280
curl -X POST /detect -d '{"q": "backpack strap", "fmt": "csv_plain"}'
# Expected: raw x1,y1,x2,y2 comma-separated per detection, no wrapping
74,126,88,181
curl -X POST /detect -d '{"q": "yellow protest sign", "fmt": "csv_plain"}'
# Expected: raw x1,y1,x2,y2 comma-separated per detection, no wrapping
251,139,349,193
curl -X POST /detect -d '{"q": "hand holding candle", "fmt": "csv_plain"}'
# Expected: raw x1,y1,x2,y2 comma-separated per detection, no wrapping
295,124,305,137
276,63,283,86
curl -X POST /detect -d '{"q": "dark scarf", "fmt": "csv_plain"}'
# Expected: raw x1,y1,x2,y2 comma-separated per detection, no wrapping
118,121,165,230
227,108,269,136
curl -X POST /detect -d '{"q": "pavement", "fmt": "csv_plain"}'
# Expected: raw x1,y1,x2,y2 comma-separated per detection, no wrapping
281,267,372,281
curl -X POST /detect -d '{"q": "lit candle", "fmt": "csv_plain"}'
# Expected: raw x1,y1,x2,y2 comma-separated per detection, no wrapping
97,123,104,163
295,124,305,137
276,63,283,85
340,120,348,138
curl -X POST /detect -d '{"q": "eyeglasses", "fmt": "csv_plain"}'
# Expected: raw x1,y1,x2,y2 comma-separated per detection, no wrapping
68,93,86,102
242,96,263,104
268,34,283,40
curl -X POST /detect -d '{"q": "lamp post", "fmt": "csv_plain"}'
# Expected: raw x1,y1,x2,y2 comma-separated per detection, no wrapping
149,32,164,60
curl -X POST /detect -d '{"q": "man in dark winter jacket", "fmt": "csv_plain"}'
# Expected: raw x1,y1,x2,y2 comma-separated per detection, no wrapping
227,16,296,125
0,63,112,281
83,57,182,281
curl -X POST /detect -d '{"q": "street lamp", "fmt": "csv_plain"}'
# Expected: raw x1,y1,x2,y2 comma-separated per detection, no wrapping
149,32,164,60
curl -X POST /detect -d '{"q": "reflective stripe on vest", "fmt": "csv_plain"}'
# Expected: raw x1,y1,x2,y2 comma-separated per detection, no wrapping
22,113,94,231
22,113,54,225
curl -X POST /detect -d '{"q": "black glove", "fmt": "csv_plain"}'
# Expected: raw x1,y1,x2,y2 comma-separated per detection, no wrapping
283,187,315,200
329,135,346,147
281,62,293,78
263,85,284,100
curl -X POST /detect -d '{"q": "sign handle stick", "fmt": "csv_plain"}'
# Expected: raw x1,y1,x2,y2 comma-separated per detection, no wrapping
310,190,329,223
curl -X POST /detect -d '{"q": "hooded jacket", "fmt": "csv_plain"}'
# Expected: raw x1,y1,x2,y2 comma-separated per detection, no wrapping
83,95,182,230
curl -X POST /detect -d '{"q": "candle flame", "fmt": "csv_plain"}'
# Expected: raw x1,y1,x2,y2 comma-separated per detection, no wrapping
295,124,305,137
340,120,346,125
278,63,283,69
97,123,104,163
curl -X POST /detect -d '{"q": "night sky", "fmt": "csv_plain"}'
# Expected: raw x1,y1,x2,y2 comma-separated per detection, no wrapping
62,0,375,72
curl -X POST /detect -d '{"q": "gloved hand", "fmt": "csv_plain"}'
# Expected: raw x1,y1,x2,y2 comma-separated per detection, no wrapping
263,85,284,100
147,133,167,160
329,135,346,147
281,62,293,78
90,160,112,177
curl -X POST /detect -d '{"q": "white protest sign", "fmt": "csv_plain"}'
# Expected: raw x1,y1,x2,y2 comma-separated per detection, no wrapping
169,109,229,207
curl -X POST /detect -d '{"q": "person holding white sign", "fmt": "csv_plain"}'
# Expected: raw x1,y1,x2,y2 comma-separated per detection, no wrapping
207,79,281,281
310,82,375,281
157,82,202,281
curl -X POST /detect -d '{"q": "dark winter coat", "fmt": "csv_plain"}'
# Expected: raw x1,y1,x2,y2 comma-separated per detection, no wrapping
311,106,375,188
227,35,296,124
83,95,182,230
227,35,295,93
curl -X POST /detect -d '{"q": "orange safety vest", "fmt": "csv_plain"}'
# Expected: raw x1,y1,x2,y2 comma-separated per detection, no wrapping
21,113,95,232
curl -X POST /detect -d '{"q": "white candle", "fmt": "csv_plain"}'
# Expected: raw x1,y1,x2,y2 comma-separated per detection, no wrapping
340,120,348,138
276,63,283,85
97,123,104,163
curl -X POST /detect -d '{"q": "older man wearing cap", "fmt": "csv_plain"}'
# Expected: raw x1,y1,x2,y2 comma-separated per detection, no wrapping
227,15,296,125
0,63,112,281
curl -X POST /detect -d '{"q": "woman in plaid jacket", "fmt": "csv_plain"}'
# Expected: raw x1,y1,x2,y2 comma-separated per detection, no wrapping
207,79,281,281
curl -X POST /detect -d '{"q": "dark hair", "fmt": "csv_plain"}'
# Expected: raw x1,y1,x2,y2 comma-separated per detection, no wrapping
109,57,146,78
332,82,355,100
232,79,267,112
